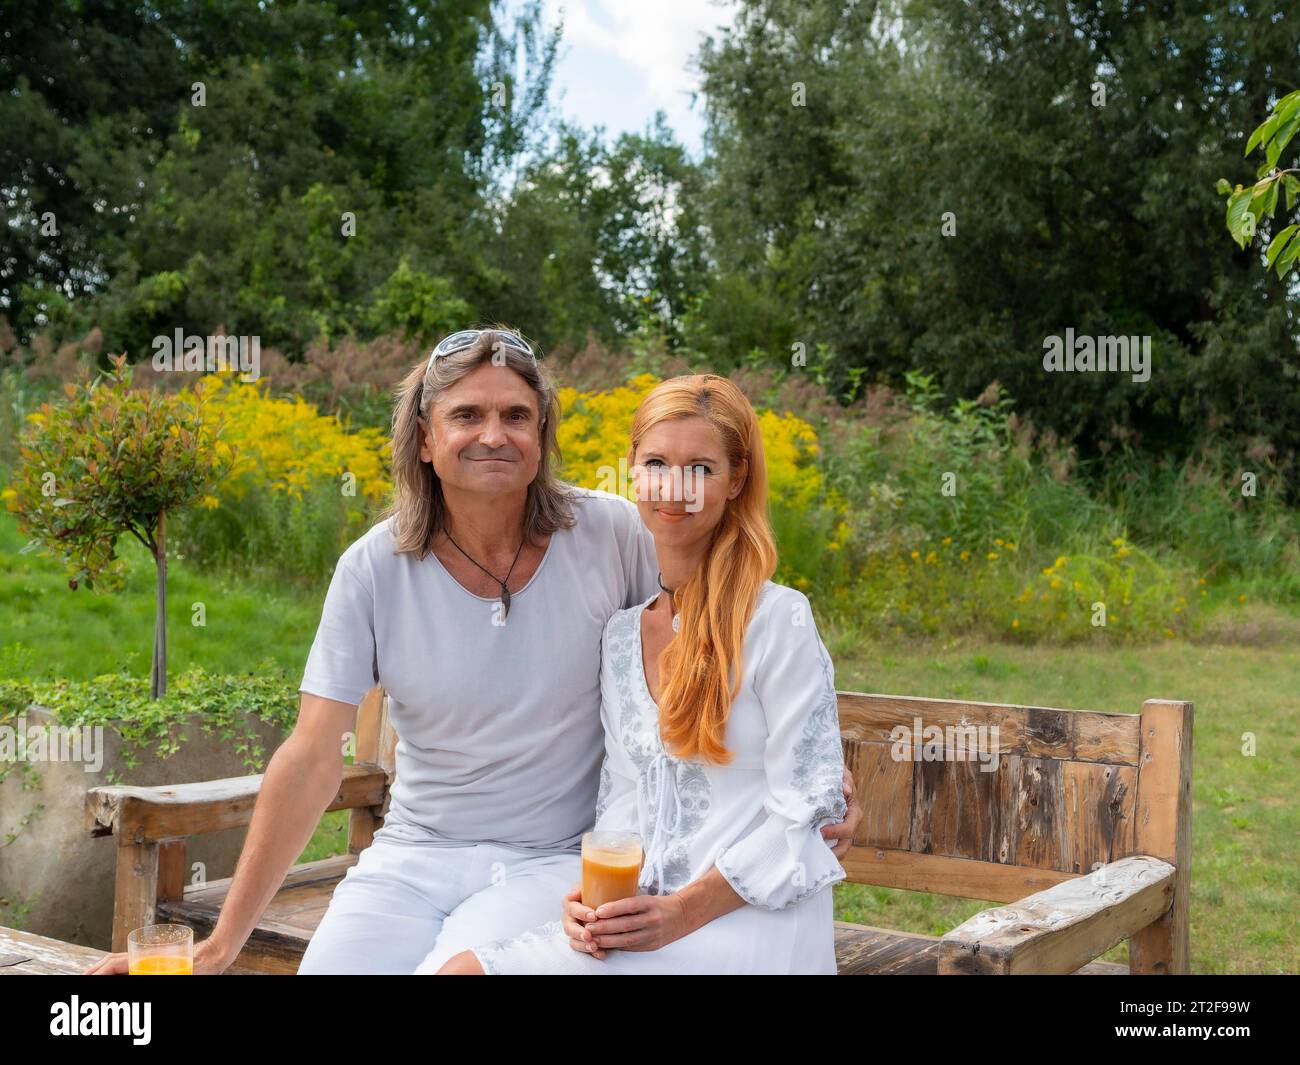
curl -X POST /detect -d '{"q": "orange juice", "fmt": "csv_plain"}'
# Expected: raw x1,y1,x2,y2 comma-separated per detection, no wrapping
129,954,193,975
127,923,194,974
581,832,643,909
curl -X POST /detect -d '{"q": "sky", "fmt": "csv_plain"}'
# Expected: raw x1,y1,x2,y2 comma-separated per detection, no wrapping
506,0,741,160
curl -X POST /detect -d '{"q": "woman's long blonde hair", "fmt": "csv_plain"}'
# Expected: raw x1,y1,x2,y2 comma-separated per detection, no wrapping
632,374,777,765
383,325,576,556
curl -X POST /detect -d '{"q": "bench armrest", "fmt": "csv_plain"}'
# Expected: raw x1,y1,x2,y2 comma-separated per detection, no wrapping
938,855,1177,974
86,761,389,843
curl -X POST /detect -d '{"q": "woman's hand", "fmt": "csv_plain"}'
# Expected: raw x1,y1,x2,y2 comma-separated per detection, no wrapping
83,936,232,975
573,893,691,954
820,766,862,860
561,884,611,960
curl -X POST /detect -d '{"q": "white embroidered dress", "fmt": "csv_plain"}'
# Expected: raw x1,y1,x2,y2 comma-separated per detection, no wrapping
470,580,848,975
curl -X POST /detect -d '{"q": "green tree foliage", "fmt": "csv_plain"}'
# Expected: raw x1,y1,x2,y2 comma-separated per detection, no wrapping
9,355,229,696
2,0,560,353
694,0,1300,466
1220,88,1300,277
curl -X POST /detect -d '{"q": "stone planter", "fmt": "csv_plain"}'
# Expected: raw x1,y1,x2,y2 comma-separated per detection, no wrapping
0,703,289,950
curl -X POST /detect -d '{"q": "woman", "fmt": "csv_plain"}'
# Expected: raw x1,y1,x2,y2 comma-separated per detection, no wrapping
436,373,849,975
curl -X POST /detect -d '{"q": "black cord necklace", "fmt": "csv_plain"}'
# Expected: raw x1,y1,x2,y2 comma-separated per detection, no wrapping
657,572,680,633
446,532,527,620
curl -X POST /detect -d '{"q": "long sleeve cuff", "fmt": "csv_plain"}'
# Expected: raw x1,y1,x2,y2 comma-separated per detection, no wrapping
715,809,846,910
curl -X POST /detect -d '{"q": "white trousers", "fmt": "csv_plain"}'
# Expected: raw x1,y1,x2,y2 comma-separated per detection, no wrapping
296,821,581,975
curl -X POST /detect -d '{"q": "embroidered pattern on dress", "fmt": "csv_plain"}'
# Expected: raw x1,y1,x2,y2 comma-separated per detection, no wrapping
472,919,565,974
594,757,613,821
792,635,850,828
604,601,712,895
716,856,844,909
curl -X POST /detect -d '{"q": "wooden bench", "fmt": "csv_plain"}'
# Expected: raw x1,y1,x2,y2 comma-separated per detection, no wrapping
1,925,110,975
86,688,1192,974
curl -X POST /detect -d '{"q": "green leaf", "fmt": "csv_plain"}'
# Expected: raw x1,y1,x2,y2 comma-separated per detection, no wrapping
1226,186,1255,247
1266,115,1300,168
1263,180,1280,218
1276,235,1300,278
1276,89,1300,114
1246,113,1279,156
1275,94,1300,130
1285,174,1300,212
1216,177,1232,196
1265,224,1297,268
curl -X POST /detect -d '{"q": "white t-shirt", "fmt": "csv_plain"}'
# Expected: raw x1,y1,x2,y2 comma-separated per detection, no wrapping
299,486,661,854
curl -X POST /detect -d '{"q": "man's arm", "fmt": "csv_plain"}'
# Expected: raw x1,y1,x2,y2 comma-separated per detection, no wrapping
85,692,357,974
202,693,357,968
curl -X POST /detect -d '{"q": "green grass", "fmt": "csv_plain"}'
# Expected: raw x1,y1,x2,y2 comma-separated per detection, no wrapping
0,509,322,680
2,507,1295,972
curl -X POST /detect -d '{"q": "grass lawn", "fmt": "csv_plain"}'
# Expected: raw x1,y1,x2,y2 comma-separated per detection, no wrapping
2,509,1294,972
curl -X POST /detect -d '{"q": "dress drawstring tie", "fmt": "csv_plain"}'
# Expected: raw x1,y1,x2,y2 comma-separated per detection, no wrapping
636,749,682,896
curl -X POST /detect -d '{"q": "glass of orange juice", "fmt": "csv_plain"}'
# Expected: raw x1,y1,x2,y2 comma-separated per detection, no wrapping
127,923,194,975
581,830,643,911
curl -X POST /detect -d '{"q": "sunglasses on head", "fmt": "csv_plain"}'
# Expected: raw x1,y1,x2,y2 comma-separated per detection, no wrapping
426,329,537,373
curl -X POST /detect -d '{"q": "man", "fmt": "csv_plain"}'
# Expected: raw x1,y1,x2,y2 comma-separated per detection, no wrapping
87,327,862,975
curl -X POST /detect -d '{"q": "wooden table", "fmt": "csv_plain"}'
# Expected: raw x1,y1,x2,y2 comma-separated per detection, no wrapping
0,926,107,975
0,925,265,974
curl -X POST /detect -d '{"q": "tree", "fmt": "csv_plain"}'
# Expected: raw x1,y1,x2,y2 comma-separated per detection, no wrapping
8,355,230,697
1,0,560,354
694,0,1300,468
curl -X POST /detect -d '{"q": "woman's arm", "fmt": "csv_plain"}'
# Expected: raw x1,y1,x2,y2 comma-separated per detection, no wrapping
713,586,848,910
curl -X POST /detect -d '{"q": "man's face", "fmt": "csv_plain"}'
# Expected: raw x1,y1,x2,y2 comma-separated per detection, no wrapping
419,362,543,497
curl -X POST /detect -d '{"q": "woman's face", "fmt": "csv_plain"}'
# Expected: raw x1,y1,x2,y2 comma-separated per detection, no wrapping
418,362,542,497
632,415,747,550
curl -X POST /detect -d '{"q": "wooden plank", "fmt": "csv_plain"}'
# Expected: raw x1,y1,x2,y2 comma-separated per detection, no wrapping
911,750,1019,864
938,855,1175,974
1062,760,1137,873
158,840,186,902
0,926,107,975
832,921,1129,975
844,739,912,850
1130,699,1194,974
112,841,158,953
840,845,1077,901
1013,756,1068,870
86,762,388,842
836,691,1141,765
176,854,357,906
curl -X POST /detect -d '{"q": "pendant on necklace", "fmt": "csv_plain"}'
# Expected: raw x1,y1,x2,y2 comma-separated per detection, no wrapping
500,584,511,620
671,612,680,634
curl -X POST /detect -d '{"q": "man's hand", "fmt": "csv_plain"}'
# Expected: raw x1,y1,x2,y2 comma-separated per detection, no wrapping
821,766,862,860
83,936,233,975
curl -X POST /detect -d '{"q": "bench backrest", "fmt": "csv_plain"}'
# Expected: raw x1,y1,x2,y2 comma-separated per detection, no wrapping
354,686,1191,969
835,690,1190,895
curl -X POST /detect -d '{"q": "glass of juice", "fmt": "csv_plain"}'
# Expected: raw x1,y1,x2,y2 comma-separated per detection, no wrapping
581,830,643,910
127,923,194,975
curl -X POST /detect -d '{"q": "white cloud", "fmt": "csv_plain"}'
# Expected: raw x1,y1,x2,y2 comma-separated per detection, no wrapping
557,0,736,100
535,0,740,154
